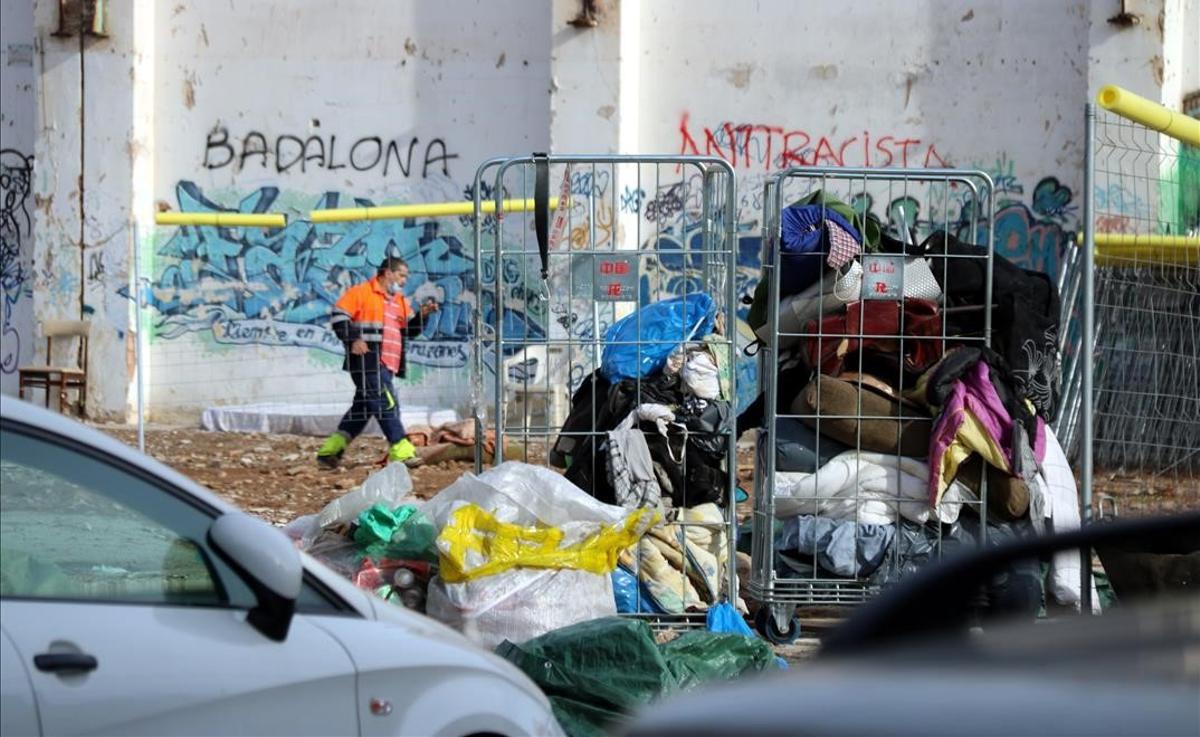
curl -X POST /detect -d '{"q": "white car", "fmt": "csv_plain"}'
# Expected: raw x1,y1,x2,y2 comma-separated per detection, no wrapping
0,398,562,737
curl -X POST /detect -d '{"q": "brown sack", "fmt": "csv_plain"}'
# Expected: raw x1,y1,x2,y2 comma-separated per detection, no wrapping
952,455,1031,521
791,374,931,458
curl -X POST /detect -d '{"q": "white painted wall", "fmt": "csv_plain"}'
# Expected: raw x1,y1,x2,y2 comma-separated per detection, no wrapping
1089,0,1171,101
139,0,553,420
30,0,86,406
11,0,1199,424
1,0,37,394
1162,0,1200,111
639,0,1087,263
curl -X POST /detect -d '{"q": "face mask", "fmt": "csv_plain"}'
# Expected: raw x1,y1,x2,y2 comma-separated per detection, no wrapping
387,281,402,295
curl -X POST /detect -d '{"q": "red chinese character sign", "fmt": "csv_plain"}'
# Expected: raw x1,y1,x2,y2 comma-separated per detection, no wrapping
594,254,639,301
861,255,905,300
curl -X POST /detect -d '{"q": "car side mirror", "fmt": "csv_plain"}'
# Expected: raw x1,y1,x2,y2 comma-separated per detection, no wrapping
208,512,302,642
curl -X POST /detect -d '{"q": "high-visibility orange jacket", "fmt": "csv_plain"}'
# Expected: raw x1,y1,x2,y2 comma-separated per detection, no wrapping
330,277,422,376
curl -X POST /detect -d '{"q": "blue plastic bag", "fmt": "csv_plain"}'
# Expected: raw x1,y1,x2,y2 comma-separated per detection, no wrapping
705,600,754,636
600,294,716,381
706,602,790,670
612,567,665,614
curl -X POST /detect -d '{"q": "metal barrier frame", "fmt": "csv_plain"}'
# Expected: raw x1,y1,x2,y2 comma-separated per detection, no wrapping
1076,87,1200,611
470,154,741,628
748,166,996,634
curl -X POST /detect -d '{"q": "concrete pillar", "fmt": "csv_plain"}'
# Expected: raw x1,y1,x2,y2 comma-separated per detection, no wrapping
32,0,86,391
1087,0,1170,102
32,0,154,420
549,0,622,153
0,1,37,393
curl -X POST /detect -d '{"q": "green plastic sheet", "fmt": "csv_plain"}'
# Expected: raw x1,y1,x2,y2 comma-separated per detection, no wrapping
496,617,777,737
353,504,438,562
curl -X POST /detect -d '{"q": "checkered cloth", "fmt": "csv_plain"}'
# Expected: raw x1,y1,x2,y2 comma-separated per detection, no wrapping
825,219,861,269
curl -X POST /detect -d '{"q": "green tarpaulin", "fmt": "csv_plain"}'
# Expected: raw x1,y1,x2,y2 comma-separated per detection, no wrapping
496,617,777,737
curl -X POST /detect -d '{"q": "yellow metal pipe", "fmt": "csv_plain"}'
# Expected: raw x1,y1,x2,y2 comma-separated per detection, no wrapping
1095,250,1198,266
310,196,564,223
1078,232,1200,266
156,212,287,227
1096,85,1200,147
1081,232,1200,249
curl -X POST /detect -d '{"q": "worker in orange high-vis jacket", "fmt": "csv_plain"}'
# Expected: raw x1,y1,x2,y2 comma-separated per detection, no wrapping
316,256,438,468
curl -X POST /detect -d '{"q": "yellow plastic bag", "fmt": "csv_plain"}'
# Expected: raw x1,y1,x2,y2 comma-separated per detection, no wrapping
438,503,659,583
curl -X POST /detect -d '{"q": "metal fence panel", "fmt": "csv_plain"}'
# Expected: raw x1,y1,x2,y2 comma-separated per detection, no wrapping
1057,101,1199,519
472,154,741,629
748,167,997,636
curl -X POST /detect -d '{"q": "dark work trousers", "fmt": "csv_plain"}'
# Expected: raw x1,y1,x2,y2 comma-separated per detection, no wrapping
336,351,406,444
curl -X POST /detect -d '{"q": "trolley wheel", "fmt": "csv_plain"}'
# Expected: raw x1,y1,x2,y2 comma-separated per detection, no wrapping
755,607,801,645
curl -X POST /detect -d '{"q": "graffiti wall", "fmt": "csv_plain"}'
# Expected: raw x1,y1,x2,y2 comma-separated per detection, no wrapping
118,0,1143,423
132,0,553,418
146,178,481,349
0,149,34,387
142,178,496,416
0,0,36,395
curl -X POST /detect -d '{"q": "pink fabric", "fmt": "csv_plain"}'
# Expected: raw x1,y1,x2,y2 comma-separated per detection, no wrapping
928,360,1046,504
825,219,860,269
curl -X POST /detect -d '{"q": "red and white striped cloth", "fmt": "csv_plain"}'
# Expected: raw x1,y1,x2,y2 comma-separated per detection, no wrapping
380,295,412,374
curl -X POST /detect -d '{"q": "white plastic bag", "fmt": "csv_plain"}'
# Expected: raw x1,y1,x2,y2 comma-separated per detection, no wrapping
315,462,416,529
426,568,616,650
422,462,633,647
282,513,321,549
681,349,721,399
423,461,627,532
833,258,942,302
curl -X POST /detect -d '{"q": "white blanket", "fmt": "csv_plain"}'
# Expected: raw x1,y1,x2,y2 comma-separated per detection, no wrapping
1035,428,1101,611
773,451,973,526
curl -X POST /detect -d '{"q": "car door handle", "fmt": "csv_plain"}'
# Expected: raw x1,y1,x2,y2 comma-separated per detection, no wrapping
34,652,98,673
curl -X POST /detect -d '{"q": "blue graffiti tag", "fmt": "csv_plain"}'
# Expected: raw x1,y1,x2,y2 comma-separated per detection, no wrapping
620,186,646,213
135,181,545,367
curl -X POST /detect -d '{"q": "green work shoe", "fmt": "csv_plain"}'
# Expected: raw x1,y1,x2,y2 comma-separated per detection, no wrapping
316,432,349,469
387,438,422,467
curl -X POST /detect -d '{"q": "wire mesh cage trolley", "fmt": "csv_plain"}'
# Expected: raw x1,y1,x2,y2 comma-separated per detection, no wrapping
471,154,742,628
748,167,1000,641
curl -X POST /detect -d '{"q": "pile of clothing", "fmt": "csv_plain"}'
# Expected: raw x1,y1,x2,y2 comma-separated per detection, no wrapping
548,293,741,615
614,503,732,614
744,193,1089,611
551,293,736,513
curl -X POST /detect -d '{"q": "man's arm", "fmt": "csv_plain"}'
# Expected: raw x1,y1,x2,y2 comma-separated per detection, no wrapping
331,287,368,354
404,299,438,338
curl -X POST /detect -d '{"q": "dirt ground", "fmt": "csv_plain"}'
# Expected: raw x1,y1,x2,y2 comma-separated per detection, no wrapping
96,423,1195,527
97,425,474,526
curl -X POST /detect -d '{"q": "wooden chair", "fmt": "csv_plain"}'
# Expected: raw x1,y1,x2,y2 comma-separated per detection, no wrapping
18,320,90,417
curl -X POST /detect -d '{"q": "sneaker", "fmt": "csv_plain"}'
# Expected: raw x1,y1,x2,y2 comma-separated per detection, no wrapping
387,438,423,467
316,433,349,469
